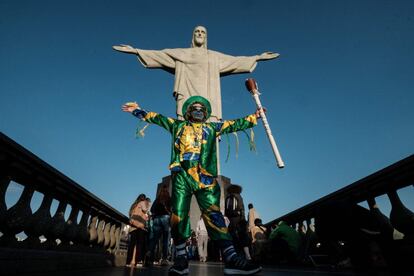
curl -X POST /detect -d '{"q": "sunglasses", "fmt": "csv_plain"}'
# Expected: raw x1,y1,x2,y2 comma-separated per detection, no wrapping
188,105,206,113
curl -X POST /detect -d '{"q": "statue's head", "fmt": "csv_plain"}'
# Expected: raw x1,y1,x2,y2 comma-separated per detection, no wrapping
191,26,207,48
183,96,211,122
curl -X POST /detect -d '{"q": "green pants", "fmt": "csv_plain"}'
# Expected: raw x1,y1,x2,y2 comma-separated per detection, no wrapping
170,160,232,243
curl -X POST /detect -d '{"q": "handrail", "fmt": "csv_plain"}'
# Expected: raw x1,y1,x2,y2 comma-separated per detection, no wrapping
265,154,414,229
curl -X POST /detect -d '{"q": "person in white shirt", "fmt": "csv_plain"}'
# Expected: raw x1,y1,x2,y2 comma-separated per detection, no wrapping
248,203,260,234
196,215,209,262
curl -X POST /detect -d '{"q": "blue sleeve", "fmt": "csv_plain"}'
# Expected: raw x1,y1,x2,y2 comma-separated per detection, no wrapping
132,109,148,120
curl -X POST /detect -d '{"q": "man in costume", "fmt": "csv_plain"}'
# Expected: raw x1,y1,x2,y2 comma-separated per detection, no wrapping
114,25,278,121
122,96,263,275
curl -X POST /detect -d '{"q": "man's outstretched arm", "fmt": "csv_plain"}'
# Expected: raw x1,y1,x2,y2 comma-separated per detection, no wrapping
122,102,175,133
214,108,265,135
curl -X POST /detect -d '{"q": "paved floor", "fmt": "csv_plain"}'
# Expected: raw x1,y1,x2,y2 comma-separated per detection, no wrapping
22,261,368,276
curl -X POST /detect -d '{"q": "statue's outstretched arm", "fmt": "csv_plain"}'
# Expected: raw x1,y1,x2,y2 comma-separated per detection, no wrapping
256,52,280,61
113,44,139,55
113,45,175,70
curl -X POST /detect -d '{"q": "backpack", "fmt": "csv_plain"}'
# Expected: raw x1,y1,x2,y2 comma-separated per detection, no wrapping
225,194,241,218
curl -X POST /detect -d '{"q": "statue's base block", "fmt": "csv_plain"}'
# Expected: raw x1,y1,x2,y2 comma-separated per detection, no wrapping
157,175,236,231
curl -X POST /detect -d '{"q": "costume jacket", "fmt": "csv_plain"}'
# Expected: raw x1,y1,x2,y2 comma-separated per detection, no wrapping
133,109,257,179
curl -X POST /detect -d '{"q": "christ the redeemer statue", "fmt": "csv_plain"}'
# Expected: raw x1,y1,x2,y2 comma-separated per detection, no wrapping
113,26,279,121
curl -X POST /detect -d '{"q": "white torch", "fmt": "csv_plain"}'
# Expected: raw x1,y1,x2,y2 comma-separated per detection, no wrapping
245,78,285,168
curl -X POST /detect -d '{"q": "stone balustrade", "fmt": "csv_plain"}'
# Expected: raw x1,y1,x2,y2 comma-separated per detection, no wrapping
0,132,130,273
264,154,414,269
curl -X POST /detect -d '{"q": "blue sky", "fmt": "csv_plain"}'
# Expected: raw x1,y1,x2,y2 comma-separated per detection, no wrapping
1,0,413,224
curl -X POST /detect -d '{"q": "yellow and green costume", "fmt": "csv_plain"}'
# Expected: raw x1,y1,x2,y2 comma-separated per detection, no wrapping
132,96,257,243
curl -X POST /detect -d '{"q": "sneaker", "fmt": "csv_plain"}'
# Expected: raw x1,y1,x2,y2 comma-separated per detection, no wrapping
224,255,262,275
161,259,169,266
143,258,153,267
143,252,153,267
168,256,189,275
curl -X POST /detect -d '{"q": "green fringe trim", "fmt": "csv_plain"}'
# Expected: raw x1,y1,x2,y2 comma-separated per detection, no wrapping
233,132,239,159
241,129,256,152
250,128,256,152
225,134,231,163
224,130,255,163
135,122,150,139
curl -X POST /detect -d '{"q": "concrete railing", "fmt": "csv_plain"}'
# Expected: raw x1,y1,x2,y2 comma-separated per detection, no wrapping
0,132,130,274
265,154,414,231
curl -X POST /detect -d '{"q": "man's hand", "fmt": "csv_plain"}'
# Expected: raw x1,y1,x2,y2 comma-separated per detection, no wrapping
122,102,139,113
113,44,137,54
255,107,267,118
257,52,280,61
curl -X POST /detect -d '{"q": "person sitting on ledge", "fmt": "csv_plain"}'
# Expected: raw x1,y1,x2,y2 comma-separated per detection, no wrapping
268,221,301,264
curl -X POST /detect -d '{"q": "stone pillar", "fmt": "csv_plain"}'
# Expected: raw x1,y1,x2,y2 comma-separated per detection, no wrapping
77,210,90,245
388,190,414,238
63,206,79,245
96,218,106,247
103,221,112,248
46,201,67,248
3,185,34,246
109,224,117,250
0,175,11,236
89,215,99,245
24,194,53,248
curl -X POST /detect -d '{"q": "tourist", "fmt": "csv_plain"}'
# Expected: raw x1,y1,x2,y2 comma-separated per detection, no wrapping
250,218,267,260
268,221,302,264
126,193,148,267
188,230,198,260
225,184,252,261
247,203,260,235
147,184,171,266
196,215,208,262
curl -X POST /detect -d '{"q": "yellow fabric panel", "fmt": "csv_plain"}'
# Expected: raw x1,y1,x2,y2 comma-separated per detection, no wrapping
245,114,258,124
221,120,235,131
179,124,203,157
170,213,181,227
144,112,158,120
202,207,228,234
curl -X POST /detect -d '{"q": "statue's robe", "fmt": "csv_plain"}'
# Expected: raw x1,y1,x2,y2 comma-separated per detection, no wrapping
136,47,258,121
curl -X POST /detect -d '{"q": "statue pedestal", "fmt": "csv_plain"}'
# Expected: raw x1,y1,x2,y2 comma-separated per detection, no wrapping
156,175,234,231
